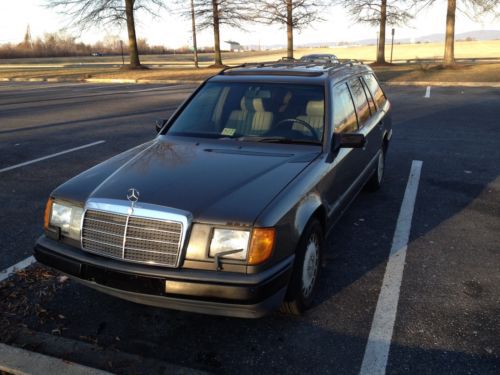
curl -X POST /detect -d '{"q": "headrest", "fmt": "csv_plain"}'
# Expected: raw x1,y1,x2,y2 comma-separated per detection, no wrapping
240,97,266,112
256,90,271,99
252,98,265,112
306,100,324,117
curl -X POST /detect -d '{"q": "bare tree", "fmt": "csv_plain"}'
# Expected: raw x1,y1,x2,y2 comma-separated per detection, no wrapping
255,0,325,59
420,0,499,66
187,0,253,66
337,0,412,64
190,0,199,68
413,0,500,66
45,0,165,69
443,0,456,65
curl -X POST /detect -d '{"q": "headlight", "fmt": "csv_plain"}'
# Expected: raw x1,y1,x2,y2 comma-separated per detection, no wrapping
209,229,250,260
46,199,83,241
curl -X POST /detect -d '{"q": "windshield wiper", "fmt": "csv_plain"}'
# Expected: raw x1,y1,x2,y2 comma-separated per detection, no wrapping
237,136,321,145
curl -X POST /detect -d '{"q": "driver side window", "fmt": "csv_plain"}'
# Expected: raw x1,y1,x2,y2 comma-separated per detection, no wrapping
333,83,358,133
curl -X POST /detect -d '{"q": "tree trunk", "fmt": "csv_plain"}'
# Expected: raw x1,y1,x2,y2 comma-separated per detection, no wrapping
212,0,223,66
125,0,141,68
443,0,456,66
286,0,294,59
376,0,387,64
191,0,199,68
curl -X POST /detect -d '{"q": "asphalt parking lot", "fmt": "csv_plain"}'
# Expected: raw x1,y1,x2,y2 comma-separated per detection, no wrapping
0,81,499,374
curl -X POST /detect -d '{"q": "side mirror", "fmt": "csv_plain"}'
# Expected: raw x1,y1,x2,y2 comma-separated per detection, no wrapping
331,132,366,153
155,119,168,133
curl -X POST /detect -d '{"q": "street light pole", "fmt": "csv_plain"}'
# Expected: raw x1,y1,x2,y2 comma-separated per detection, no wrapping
390,28,395,64
120,40,125,66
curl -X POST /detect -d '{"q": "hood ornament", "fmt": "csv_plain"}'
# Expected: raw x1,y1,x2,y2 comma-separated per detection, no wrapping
127,188,140,212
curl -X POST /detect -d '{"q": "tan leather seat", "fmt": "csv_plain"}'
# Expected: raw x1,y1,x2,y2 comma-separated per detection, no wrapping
294,100,324,139
225,97,250,133
226,98,273,136
250,98,273,135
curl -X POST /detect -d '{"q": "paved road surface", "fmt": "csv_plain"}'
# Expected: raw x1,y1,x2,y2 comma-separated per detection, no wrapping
0,82,498,374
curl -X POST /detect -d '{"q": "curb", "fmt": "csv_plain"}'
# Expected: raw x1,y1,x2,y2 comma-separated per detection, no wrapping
383,81,500,88
0,77,203,85
0,343,111,375
5,327,209,375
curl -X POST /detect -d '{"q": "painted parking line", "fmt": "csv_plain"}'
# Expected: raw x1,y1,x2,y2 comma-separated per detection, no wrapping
0,256,36,283
0,140,105,173
424,86,431,98
359,160,423,375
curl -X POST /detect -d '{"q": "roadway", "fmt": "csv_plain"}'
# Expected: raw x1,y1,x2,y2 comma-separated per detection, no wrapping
0,81,498,374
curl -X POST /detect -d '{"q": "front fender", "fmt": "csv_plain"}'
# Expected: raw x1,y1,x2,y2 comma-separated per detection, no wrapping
294,193,324,238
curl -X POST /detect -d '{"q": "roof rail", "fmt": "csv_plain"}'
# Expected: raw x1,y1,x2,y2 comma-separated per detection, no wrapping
217,58,365,76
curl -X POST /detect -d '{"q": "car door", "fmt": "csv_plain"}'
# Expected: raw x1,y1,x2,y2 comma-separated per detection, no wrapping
347,77,381,177
321,81,364,222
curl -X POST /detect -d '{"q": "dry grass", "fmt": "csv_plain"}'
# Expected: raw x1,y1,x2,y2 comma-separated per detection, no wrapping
289,39,500,63
1,40,499,66
374,62,500,83
0,66,221,81
0,40,499,83
1,63,499,83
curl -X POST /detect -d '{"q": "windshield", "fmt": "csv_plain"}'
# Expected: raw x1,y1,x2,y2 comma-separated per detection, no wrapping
166,82,325,144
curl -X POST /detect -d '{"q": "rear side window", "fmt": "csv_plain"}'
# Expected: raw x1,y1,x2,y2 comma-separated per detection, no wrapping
333,83,358,133
348,78,371,127
361,77,376,114
364,74,387,109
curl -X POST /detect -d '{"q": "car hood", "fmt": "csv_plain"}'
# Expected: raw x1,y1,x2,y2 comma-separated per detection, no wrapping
55,137,320,225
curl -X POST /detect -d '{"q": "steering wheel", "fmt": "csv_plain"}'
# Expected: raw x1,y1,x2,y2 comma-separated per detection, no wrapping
273,118,319,140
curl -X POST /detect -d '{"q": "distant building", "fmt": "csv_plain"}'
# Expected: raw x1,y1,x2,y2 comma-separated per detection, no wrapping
223,40,244,52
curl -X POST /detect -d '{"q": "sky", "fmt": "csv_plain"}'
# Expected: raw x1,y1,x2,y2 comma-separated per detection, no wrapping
0,0,498,48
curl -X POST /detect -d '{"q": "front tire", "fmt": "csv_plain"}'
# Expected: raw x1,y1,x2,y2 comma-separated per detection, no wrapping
281,219,323,315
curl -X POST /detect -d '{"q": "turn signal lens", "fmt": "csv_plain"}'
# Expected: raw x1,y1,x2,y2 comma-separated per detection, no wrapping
248,228,276,265
43,197,53,230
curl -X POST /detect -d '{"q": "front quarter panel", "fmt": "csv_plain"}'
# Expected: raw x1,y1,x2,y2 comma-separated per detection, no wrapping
249,158,328,273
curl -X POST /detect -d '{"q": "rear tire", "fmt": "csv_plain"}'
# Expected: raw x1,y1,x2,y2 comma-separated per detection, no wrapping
366,147,385,192
281,219,323,315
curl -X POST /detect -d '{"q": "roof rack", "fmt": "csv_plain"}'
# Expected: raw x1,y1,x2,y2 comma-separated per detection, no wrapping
218,58,364,77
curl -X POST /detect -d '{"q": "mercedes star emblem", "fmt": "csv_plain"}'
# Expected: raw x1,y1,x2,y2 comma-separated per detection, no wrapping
127,188,140,204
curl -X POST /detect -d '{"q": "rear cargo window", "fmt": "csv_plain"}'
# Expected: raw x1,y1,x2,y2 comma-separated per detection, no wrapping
364,74,387,109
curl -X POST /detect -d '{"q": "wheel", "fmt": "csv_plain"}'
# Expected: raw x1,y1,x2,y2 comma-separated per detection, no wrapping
273,118,319,140
366,147,385,191
281,219,323,315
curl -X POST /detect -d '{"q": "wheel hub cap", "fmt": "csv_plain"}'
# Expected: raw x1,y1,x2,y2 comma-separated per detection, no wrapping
302,235,319,298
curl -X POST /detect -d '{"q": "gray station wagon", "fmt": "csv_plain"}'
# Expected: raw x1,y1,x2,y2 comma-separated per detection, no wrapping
35,60,392,318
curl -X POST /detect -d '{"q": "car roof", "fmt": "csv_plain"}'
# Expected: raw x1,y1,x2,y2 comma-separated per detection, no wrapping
210,60,374,86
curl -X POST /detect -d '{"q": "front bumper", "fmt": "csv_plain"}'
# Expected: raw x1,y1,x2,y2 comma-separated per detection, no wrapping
34,236,293,318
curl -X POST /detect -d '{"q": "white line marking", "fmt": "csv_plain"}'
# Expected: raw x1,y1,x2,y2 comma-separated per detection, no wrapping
128,84,194,93
0,140,105,173
360,160,423,375
424,86,431,98
0,256,36,283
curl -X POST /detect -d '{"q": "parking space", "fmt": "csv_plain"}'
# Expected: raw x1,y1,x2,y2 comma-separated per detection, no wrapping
0,82,498,374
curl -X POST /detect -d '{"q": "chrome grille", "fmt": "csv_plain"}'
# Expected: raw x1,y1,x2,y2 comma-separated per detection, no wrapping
81,209,184,267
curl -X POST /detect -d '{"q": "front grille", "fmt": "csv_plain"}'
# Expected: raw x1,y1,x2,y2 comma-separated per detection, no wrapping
81,209,183,267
